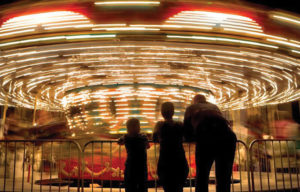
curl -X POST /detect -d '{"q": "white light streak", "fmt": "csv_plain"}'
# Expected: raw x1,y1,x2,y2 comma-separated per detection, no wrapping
273,15,300,25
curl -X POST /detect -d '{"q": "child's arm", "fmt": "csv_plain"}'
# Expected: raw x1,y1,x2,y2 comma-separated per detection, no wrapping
152,121,163,143
117,136,125,145
142,134,151,149
146,139,150,149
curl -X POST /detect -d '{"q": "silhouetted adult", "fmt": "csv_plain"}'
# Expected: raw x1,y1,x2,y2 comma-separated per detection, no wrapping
184,95,237,192
153,102,189,192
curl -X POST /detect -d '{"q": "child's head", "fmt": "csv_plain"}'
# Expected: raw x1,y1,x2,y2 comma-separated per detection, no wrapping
161,102,174,120
126,118,140,135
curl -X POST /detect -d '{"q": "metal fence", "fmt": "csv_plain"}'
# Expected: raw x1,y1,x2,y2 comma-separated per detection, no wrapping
81,140,249,192
0,140,82,192
249,139,300,192
0,139,299,192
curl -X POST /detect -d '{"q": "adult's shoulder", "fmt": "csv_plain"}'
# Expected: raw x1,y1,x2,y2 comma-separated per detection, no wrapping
184,104,197,114
206,102,222,111
155,120,165,126
206,102,218,107
154,121,164,130
186,104,195,110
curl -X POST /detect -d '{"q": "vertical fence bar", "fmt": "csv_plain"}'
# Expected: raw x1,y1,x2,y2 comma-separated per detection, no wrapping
12,142,17,192
257,142,263,192
92,142,94,192
22,142,26,192
110,142,112,192
264,141,270,191
68,142,71,192
40,143,43,192
286,141,293,191
59,141,62,192
154,142,157,192
79,141,82,192
272,141,278,191
31,142,35,192
249,141,255,192
3,141,8,192
244,141,250,192
279,141,286,191
188,143,192,192
49,141,53,192
101,142,104,192
294,142,300,191
119,144,121,192
81,142,84,192
237,142,242,191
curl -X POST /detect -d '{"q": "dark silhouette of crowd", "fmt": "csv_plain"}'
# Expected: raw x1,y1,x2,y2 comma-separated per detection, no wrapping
118,94,237,192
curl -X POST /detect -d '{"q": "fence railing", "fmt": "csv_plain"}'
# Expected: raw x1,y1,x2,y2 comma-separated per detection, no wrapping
249,139,300,192
0,140,82,192
81,140,248,192
0,139,299,192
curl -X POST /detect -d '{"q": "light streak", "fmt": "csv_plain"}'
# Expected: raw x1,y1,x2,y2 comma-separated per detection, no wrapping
0,34,116,48
95,1,160,6
0,8,299,131
272,15,300,25
167,35,278,49
267,38,300,49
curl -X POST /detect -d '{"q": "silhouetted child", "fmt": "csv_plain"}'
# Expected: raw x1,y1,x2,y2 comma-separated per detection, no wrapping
153,102,189,192
118,118,150,192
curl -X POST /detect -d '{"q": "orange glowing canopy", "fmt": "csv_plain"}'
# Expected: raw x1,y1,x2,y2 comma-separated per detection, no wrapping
0,0,299,114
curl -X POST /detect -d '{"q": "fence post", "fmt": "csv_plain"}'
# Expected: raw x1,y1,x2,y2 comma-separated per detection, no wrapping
249,140,257,192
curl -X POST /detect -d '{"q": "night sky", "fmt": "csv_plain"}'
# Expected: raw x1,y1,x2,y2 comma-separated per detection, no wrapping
247,0,300,14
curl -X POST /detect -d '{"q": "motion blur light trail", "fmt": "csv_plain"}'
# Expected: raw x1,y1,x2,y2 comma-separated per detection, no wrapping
0,0,299,132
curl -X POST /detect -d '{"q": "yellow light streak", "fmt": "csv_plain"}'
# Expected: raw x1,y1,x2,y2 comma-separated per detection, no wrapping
93,27,160,31
267,38,300,49
292,50,300,54
167,35,278,49
0,42,299,113
0,34,116,48
272,15,300,25
95,1,160,6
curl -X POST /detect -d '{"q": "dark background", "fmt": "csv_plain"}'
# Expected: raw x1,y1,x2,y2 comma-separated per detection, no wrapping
247,0,299,14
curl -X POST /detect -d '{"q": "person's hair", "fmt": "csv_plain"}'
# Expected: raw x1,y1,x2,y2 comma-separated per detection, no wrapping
193,94,206,104
161,102,174,120
126,118,140,135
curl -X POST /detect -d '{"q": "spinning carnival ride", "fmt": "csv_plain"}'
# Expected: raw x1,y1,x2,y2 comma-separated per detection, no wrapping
0,0,300,182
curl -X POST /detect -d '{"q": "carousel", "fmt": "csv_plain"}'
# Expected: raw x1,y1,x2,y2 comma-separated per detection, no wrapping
0,0,299,184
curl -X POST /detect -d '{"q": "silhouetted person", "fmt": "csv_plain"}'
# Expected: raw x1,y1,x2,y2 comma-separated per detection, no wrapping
153,102,189,192
118,118,150,192
184,95,237,192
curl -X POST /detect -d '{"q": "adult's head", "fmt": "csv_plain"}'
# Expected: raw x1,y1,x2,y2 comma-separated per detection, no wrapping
126,118,140,135
193,94,206,104
161,102,174,120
